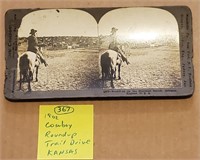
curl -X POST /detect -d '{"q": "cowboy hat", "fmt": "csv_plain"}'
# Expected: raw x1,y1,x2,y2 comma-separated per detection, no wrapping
111,27,118,33
30,29,37,34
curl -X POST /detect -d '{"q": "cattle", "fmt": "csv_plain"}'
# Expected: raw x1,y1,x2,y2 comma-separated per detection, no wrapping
67,45,72,49
18,51,40,92
100,49,122,88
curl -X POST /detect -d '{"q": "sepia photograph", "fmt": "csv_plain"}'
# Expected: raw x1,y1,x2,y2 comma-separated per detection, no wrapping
98,7,181,89
17,9,99,92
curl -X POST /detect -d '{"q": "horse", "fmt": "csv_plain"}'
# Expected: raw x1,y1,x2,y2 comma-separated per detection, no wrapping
100,49,122,88
18,49,41,92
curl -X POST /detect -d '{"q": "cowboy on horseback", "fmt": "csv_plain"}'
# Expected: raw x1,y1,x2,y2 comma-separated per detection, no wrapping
27,29,48,66
108,27,130,65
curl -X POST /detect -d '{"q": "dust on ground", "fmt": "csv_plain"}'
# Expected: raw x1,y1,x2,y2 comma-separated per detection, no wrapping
16,46,182,91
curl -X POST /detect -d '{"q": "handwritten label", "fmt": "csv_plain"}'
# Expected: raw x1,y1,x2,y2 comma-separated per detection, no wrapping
37,105,93,159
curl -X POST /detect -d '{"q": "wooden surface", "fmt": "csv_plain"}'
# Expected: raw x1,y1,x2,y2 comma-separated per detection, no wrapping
0,0,200,159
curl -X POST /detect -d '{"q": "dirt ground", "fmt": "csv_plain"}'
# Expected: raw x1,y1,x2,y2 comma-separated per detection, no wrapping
16,46,182,91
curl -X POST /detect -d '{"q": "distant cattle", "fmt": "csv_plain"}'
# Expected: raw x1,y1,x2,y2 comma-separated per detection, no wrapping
100,50,122,88
72,43,79,49
67,45,72,49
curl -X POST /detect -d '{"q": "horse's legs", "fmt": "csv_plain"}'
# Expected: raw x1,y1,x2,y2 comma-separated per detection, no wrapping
19,72,22,90
101,68,104,80
101,67,105,88
35,66,39,82
110,68,114,88
114,67,117,79
27,71,32,92
118,64,121,80
28,80,31,92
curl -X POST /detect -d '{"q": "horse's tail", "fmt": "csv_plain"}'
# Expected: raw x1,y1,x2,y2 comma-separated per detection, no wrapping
19,52,36,82
101,51,112,79
19,54,31,76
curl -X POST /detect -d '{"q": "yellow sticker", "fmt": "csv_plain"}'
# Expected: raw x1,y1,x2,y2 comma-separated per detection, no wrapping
37,105,93,159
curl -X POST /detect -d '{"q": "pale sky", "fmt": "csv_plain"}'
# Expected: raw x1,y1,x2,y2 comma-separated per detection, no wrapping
18,9,98,37
18,7,179,41
99,7,179,41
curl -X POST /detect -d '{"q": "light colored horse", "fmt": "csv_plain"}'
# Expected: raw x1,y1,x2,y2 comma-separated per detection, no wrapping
18,47,42,92
100,49,122,88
